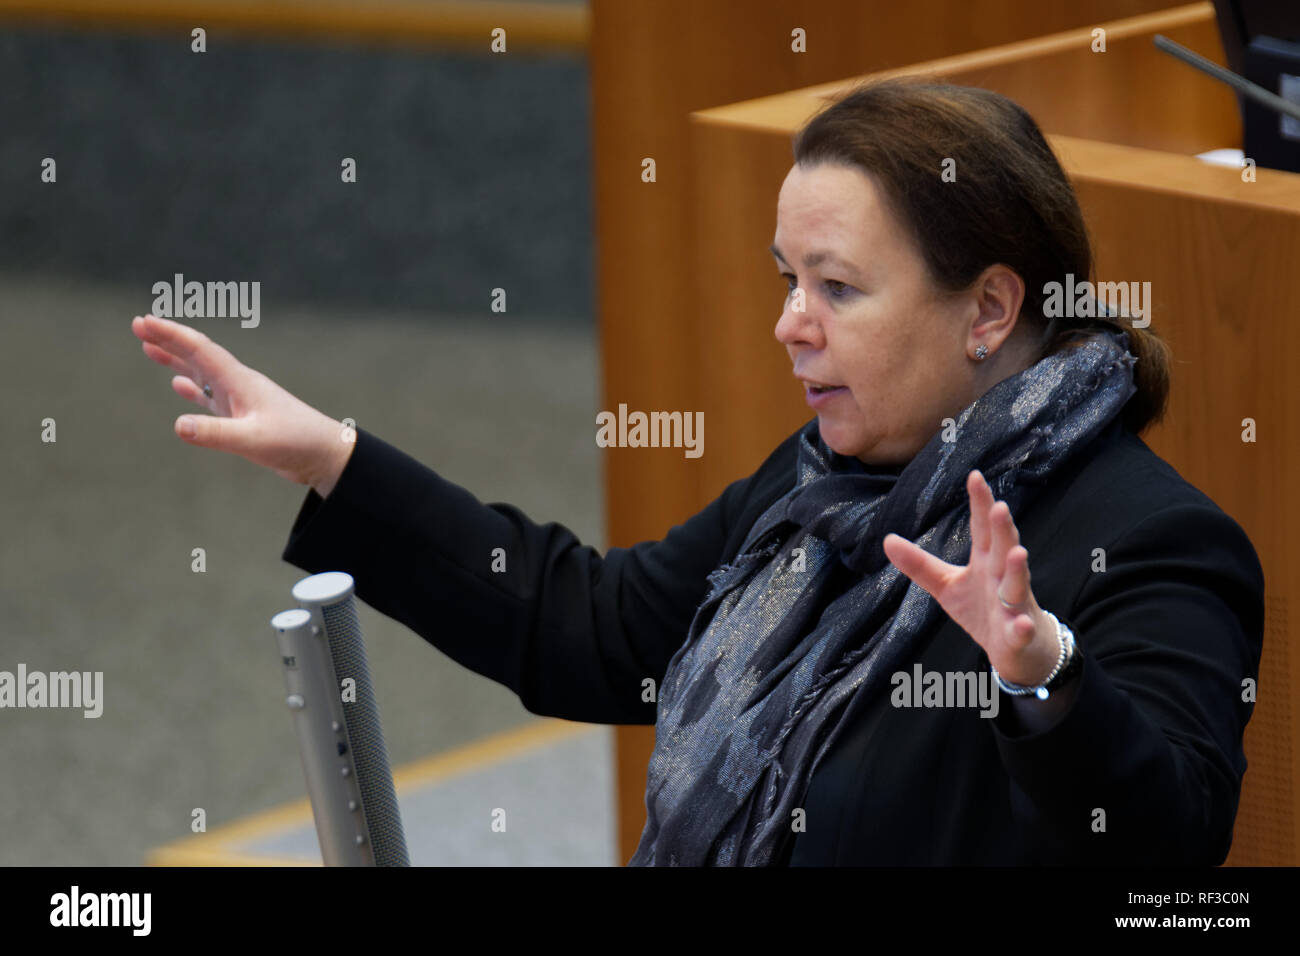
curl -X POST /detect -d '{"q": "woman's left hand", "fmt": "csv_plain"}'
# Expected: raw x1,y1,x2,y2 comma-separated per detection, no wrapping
882,469,1059,686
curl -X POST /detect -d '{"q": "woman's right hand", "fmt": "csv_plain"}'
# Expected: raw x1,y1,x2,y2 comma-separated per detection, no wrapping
131,314,355,497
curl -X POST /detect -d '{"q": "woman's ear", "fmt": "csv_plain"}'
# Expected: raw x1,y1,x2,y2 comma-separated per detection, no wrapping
971,264,1027,350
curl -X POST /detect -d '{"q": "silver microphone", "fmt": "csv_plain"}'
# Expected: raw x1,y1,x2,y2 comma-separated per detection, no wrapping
270,571,409,866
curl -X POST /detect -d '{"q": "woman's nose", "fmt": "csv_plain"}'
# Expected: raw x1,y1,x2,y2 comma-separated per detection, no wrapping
774,290,820,347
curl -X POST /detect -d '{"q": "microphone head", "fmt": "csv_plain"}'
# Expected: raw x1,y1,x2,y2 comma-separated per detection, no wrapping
276,572,410,866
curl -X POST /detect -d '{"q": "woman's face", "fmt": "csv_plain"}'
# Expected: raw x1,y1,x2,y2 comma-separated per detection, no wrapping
772,161,1003,466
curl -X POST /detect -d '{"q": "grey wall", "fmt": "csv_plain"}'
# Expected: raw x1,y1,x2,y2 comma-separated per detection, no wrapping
0,25,592,321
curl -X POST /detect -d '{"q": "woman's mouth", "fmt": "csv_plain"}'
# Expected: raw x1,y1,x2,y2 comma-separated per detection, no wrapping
804,382,848,407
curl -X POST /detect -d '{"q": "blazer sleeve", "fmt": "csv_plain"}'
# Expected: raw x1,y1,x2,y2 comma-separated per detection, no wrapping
281,427,772,725
988,501,1266,865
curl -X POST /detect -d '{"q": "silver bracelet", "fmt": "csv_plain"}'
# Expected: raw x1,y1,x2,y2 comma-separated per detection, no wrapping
990,611,1076,698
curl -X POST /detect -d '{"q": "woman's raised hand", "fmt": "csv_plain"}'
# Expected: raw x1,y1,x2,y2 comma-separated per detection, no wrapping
131,314,354,497
882,469,1061,687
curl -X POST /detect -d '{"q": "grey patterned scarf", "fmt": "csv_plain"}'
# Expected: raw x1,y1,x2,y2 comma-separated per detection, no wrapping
628,328,1139,865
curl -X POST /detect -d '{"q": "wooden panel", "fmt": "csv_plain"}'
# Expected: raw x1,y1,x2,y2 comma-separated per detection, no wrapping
0,0,588,51
925,7,1239,154
591,0,1187,864
695,4,1237,151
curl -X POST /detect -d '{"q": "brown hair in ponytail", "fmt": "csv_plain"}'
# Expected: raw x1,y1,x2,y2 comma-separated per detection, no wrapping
792,77,1171,434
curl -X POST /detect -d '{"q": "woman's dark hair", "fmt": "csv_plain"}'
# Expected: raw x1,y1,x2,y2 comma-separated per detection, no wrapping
792,77,1170,434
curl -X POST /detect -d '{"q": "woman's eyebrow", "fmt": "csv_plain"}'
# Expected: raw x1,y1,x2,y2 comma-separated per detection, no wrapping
769,244,865,282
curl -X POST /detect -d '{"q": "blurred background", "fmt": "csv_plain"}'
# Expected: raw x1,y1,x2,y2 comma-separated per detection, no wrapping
0,0,611,865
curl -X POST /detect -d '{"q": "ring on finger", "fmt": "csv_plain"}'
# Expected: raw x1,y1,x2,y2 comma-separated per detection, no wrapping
997,590,1028,612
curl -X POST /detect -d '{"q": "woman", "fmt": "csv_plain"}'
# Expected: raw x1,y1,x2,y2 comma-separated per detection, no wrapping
131,79,1264,866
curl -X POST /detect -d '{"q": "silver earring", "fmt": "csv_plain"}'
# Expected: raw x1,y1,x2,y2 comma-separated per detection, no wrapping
973,344,988,360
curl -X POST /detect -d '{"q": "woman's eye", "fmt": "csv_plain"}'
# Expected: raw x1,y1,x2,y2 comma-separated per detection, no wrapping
780,274,852,298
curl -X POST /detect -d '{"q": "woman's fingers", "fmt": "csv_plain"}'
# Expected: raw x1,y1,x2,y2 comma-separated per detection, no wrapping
140,337,194,378
175,411,238,451
998,545,1033,609
136,313,351,489
990,500,1020,575
133,314,238,390
969,470,1034,611
171,375,215,410
134,315,191,363
133,313,204,359
967,470,993,557
997,545,1039,651
137,314,252,417
883,533,955,597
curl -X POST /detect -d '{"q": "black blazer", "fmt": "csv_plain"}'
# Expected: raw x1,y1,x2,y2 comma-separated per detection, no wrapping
282,415,1265,865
